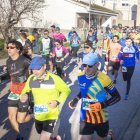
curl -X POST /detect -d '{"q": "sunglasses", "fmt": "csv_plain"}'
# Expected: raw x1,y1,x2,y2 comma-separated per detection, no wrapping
82,64,94,68
84,46,90,49
6,46,16,49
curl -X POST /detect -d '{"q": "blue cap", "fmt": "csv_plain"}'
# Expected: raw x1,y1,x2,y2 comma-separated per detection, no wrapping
29,56,46,70
82,53,99,66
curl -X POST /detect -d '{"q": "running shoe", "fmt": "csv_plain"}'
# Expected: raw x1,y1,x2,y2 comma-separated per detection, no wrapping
113,80,116,84
124,94,129,100
16,134,23,140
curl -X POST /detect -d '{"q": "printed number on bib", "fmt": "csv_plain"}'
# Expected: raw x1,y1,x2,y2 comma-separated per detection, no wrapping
112,55,117,60
8,92,19,100
82,98,98,110
122,66,127,72
34,104,48,114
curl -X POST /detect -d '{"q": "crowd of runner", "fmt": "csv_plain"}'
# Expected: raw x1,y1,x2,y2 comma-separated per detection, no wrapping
4,24,140,140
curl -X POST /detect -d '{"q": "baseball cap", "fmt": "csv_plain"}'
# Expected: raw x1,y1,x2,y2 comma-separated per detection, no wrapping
82,53,99,66
29,56,46,70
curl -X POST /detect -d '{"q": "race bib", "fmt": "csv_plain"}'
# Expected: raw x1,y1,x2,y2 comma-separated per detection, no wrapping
40,84,55,88
112,55,117,59
34,104,48,114
82,98,98,110
122,66,127,72
129,54,133,57
8,92,20,100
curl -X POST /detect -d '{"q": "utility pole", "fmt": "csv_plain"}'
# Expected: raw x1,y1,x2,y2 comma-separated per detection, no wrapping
113,0,116,10
89,0,91,29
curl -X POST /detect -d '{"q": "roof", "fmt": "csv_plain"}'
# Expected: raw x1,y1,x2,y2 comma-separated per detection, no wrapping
65,0,118,15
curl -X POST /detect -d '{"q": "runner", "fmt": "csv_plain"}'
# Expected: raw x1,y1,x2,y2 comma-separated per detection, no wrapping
17,32,27,47
68,27,76,41
78,41,104,72
69,31,81,66
20,56,71,140
40,29,54,72
6,40,31,140
69,53,120,140
119,32,127,47
69,41,104,108
97,33,111,74
50,25,56,38
119,37,139,100
53,27,67,45
107,35,122,84
52,39,69,79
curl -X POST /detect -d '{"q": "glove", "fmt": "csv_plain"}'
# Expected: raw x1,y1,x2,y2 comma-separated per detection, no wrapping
89,102,101,112
68,97,79,109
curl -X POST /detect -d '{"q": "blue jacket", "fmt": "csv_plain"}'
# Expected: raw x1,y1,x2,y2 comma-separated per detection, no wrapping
119,44,139,67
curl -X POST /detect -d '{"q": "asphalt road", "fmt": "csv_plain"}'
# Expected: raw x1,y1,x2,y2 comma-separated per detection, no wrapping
0,56,140,140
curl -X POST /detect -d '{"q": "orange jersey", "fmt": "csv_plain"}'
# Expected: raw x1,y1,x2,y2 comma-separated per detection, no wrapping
109,43,122,62
10,82,26,94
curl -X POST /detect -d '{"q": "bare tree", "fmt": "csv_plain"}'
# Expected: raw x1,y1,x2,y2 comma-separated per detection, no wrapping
0,0,45,44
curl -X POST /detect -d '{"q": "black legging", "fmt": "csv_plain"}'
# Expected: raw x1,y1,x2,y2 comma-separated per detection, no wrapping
71,46,79,57
122,66,135,95
55,61,65,78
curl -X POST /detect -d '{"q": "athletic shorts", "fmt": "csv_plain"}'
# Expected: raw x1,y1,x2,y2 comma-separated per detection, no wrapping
80,121,109,138
35,119,56,134
8,93,29,112
122,66,135,81
108,61,120,71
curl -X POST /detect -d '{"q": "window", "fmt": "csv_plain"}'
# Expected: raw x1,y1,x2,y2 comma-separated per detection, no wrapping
122,3,129,6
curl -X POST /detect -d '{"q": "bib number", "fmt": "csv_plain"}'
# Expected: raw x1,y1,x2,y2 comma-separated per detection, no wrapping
122,66,127,72
8,92,19,100
82,98,98,110
34,104,48,114
112,55,117,60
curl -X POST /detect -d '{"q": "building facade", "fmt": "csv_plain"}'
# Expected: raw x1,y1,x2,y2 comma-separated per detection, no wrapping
83,0,138,26
18,0,117,30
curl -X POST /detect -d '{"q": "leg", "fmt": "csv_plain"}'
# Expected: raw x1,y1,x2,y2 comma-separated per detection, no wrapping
8,107,19,133
114,70,118,81
79,121,94,140
96,121,109,140
49,60,53,72
40,131,51,140
80,135,93,140
96,135,106,140
113,62,120,83
125,67,135,98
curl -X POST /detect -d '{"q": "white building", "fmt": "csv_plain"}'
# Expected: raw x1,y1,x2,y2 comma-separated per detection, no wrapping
83,0,138,26
18,0,118,29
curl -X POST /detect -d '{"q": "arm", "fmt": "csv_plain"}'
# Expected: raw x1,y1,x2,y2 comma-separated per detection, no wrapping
68,91,81,109
101,87,121,108
55,75,71,104
89,76,121,112
134,45,139,60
